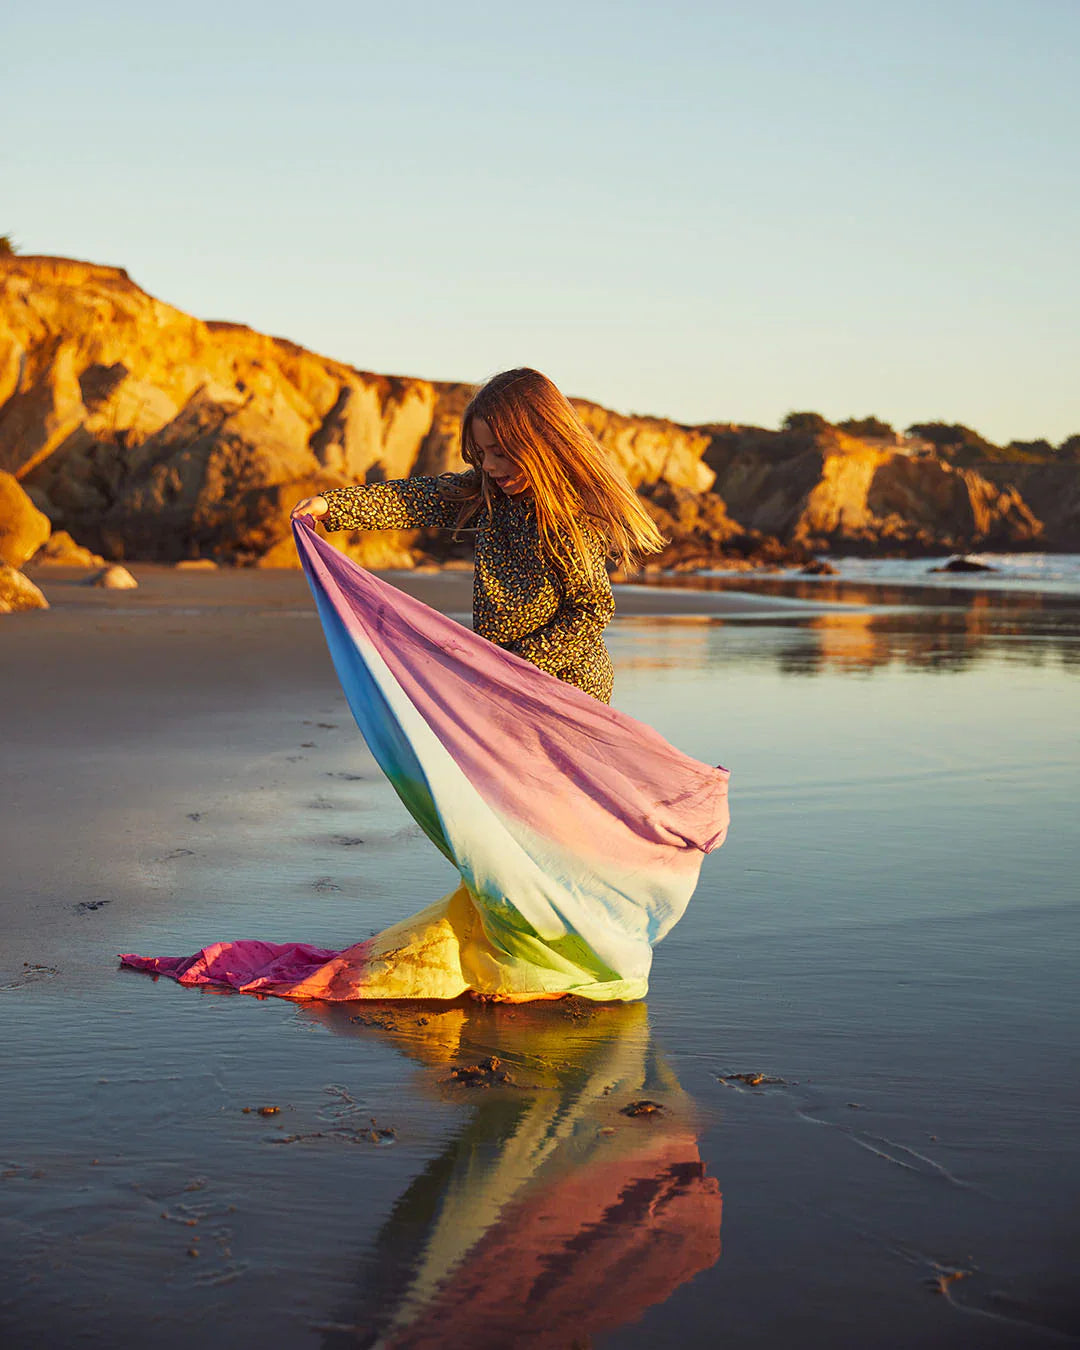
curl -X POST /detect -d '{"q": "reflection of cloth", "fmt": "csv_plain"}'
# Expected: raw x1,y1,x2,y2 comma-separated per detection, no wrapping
318,1002,722,1349
120,518,730,1003
323,472,616,701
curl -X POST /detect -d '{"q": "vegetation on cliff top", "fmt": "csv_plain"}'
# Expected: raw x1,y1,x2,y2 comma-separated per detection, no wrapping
784,408,1078,466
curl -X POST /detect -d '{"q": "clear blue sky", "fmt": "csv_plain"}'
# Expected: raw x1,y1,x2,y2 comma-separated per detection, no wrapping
5,0,1078,442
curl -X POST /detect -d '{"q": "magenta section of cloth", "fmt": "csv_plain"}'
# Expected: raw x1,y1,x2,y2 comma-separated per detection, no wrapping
292,517,730,868
119,942,340,991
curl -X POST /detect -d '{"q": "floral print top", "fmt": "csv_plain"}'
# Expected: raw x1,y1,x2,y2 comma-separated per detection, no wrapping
320,474,616,703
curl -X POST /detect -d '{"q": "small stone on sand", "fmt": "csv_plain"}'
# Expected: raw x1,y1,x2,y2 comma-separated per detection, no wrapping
620,1099,665,1116
87,565,138,589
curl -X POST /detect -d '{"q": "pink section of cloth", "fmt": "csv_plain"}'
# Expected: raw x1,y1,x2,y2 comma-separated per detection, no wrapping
295,517,730,864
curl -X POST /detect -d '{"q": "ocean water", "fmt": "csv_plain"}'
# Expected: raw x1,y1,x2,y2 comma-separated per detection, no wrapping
706,551,1080,597
1,578,1078,1348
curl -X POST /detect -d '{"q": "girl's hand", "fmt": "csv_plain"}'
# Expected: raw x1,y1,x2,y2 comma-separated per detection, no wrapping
291,494,329,520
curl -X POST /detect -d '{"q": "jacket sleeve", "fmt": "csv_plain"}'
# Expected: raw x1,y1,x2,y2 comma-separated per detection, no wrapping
320,474,468,533
506,525,615,674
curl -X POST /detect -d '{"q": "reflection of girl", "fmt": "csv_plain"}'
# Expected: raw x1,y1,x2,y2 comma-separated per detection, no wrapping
291,367,664,703
317,1001,722,1350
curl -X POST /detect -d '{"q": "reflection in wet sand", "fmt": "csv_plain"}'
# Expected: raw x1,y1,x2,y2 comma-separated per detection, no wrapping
614,584,1080,678
784,601,1080,676
303,1001,721,1350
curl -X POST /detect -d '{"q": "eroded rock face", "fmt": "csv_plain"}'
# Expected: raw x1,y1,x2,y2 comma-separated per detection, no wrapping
703,427,1044,555
972,462,1080,550
639,483,801,570
0,257,474,567
0,562,48,612
0,257,741,570
0,254,1065,568
865,456,1040,550
0,471,51,567
572,404,715,494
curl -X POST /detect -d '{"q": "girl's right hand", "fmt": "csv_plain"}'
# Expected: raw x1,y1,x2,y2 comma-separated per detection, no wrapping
291,494,329,520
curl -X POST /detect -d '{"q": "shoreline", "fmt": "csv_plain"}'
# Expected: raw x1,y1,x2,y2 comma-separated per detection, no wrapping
17,563,868,621
23,556,1080,623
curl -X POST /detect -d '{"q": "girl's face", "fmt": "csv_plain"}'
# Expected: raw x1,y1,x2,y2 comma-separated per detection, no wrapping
472,417,530,496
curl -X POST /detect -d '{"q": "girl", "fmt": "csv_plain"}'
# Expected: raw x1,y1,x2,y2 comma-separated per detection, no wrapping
123,370,729,1004
291,367,665,703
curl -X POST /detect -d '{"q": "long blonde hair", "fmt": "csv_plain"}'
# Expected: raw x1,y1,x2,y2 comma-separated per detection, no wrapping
441,368,665,574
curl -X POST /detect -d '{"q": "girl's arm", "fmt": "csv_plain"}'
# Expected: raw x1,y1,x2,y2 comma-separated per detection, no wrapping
320,474,471,533
506,527,615,673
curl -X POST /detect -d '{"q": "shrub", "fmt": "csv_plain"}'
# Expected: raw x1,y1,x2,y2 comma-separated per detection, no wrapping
906,421,998,456
782,411,832,435
1057,434,1080,462
839,416,895,439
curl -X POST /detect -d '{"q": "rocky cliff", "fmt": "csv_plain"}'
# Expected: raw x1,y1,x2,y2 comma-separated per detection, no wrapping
702,425,1043,555
968,461,1080,551
0,255,1062,568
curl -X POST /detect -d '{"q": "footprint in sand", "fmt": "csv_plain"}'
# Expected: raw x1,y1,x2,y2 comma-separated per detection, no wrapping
74,900,111,914
332,836,365,847
0,963,60,990
312,878,343,892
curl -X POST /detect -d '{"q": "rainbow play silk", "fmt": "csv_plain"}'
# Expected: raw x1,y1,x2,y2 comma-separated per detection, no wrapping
120,516,730,1002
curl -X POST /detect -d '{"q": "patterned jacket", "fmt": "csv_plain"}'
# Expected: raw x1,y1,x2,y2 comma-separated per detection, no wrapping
321,474,616,703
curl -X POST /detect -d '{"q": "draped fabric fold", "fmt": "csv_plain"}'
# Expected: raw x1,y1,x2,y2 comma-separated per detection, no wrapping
120,516,730,1002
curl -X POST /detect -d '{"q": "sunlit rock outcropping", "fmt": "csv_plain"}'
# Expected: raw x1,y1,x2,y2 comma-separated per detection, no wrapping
0,255,1056,568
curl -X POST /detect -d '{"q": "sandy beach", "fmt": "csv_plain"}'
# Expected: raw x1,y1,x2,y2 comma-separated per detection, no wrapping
2,563,1078,1348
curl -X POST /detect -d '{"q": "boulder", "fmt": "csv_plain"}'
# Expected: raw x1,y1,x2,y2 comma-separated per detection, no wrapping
0,562,48,612
929,556,997,573
0,471,51,567
175,558,218,570
87,564,138,589
30,529,105,567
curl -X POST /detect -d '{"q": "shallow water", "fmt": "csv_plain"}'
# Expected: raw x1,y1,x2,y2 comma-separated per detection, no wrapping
704,551,1080,597
2,583,1078,1348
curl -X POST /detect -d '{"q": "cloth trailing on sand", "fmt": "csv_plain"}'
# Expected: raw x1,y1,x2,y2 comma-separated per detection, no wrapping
119,516,730,1002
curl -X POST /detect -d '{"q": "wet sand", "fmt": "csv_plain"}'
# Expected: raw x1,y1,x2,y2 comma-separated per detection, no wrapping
1,564,1078,1347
